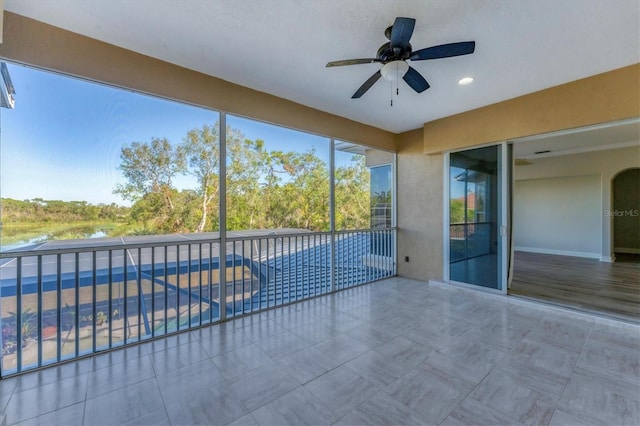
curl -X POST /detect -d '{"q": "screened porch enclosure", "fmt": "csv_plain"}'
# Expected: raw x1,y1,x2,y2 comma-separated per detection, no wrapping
0,61,398,377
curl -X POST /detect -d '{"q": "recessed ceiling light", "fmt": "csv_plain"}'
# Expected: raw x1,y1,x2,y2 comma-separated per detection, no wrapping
458,77,474,86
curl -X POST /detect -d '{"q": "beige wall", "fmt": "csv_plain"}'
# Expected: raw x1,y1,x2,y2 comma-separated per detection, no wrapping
396,128,443,281
365,149,394,168
423,64,640,154
515,145,640,261
0,12,396,151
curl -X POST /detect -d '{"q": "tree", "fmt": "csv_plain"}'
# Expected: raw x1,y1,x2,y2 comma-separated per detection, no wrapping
180,124,220,232
449,199,465,224
276,149,329,231
114,137,184,231
335,155,370,229
114,137,184,211
111,128,373,235
226,135,269,230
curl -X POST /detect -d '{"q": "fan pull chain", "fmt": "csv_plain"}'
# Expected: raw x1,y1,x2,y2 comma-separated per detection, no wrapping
390,79,393,107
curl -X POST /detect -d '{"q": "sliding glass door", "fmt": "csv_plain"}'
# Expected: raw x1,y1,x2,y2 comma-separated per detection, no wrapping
448,145,506,290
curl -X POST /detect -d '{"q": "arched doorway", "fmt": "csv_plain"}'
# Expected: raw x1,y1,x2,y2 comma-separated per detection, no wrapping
612,168,640,262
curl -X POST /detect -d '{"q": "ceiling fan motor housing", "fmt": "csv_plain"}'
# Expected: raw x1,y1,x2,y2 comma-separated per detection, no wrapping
377,42,413,62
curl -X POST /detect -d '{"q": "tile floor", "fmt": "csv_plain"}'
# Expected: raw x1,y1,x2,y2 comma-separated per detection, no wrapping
0,277,638,425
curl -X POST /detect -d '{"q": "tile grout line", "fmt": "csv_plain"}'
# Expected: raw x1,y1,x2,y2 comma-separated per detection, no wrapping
548,323,596,424
431,315,541,426
81,371,88,426
436,342,513,425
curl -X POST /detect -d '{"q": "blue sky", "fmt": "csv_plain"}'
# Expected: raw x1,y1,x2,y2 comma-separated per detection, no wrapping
450,166,468,199
1,62,345,206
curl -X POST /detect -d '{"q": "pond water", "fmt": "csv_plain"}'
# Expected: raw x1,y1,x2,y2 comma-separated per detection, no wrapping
1,228,109,251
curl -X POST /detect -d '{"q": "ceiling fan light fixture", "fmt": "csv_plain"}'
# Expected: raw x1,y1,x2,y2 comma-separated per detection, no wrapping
458,76,474,85
381,60,409,81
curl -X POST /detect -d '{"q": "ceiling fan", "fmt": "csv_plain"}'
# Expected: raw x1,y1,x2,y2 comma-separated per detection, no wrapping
326,17,475,99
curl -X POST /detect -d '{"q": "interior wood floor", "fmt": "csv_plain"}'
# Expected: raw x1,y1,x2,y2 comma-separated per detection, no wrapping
510,251,640,323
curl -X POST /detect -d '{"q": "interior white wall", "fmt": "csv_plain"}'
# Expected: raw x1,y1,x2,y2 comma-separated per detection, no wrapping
514,144,640,261
514,175,601,258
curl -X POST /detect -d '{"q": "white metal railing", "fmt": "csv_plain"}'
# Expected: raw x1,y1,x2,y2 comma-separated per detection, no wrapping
0,228,396,375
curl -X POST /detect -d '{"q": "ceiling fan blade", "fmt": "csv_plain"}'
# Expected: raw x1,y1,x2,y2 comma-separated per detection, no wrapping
403,66,430,93
410,41,476,61
390,17,416,51
352,70,382,98
326,58,381,67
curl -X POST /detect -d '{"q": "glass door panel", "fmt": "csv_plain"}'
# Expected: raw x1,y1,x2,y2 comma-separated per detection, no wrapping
449,145,503,289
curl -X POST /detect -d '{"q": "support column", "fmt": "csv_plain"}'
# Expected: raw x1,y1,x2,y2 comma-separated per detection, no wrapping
330,138,336,293
219,112,227,320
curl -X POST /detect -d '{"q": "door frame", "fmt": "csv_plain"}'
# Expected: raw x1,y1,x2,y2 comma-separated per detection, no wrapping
443,141,509,294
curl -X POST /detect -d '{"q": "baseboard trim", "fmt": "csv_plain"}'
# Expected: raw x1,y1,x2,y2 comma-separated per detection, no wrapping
514,246,600,259
428,280,504,296
614,247,640,254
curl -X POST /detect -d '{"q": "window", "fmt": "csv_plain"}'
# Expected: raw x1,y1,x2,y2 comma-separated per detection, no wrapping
0,62,219,251
370,164,392,228
334,141,394,230
0,61,397,374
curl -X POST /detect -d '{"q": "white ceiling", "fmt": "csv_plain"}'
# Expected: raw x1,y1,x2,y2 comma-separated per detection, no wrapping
4,0,640,133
